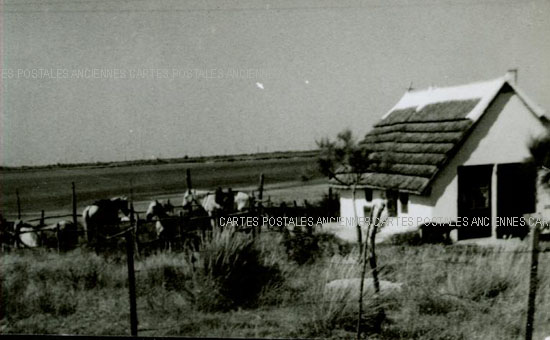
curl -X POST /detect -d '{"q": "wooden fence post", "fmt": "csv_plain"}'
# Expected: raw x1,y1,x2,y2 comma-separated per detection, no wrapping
40,210,45,227
125,230,138,336
357,203,383,340
257,173,264,235
328,187,336,217
201,217,206,241
186,168,192,191
129,202,139,257
186,169,193,216
258,173,264,201
356,224,369,340
129,178,134,203
56,223,61,253
16,189,21,220
369,222,381,294
130,202,135,225
179,211,185,250
525,225,540,340
72,182,77,227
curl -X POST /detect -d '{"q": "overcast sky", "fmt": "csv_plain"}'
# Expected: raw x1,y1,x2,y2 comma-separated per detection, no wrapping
1,0,549,166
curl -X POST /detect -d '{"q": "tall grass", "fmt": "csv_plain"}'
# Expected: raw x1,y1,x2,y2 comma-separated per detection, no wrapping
1,248,126,321
296,252,389,338
190,230,283,311
375,243,550,340
1,234,549,339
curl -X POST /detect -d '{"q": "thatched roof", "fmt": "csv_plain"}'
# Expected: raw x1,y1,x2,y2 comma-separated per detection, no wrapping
331,76,548,195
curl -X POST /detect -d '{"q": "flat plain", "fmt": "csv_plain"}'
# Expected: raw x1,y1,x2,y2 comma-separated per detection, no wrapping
1,153,326,219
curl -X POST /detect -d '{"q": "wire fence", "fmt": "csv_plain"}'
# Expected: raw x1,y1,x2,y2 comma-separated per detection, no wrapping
3,221,549,338
1,191,338,255
121,241,550,337
2,175,549,338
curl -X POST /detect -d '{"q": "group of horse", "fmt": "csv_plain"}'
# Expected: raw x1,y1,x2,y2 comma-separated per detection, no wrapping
0,215,79,252
1,188,257,253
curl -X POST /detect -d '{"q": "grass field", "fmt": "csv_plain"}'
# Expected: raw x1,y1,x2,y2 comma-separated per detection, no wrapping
1,153,325,219
1,231,549,339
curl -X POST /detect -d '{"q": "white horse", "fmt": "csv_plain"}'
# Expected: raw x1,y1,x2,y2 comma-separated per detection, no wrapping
234,191,253,211
12,220,78,250
13,220,40,248
182,190,222,215
182,189,224,229
141,199,179,250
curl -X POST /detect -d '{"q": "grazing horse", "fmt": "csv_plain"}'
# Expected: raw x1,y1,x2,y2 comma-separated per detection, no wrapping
146,200,167,221
234,191,253,212
183,189,222,214
182,189,222,212
183,189,227,230
47,220,79,251
16,220,79,251
182,189,254,212
13,220,40,248
164,199,175,214
153,218,182,251
133,217,162,254
82,197,130,247
145,199,174,221
146,199,201,252
218,189,255,212
141,199,178,251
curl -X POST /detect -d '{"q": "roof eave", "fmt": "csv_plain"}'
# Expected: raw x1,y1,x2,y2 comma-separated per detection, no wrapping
505,81,548,119
329,181,425,195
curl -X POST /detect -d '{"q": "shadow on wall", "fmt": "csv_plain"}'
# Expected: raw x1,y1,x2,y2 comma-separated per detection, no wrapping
429,91,512,204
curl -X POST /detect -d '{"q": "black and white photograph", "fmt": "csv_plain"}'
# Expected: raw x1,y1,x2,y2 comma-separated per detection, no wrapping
1,0,549,339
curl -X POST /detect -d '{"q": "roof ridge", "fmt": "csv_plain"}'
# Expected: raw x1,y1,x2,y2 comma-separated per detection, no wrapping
382,75,547,122
405,76,506,93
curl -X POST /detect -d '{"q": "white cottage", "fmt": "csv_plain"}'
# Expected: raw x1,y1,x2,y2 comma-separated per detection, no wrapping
332,73,549,240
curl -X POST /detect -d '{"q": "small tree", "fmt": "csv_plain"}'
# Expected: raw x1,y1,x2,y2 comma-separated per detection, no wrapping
528,131,550,236
317,129,371,256
528,131,550,187
318,130,388,339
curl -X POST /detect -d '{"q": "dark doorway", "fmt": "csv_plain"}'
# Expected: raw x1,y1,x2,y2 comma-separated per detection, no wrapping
496,162,536,239
457,164,494,239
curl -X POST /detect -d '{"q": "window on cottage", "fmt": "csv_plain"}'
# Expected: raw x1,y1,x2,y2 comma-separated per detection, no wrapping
399,192,409,214
469,186,490,210
364,188,373,202
386,190,398,217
